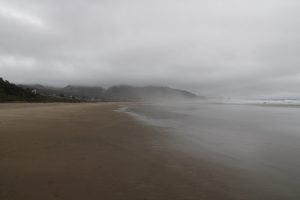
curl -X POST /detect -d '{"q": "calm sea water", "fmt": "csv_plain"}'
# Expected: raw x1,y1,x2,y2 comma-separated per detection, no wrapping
121,102,300,199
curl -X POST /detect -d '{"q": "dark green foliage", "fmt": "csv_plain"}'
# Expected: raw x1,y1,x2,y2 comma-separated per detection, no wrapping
0,78,36,102
0,78,80,102
19,85,105,101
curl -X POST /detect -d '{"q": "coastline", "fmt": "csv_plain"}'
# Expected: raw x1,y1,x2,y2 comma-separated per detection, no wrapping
0,103,250,200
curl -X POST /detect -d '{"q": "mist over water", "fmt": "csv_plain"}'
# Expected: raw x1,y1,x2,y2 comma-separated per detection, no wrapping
122,101,300,199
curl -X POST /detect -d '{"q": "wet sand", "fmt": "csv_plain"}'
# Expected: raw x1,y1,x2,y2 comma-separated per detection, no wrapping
0,103,249,200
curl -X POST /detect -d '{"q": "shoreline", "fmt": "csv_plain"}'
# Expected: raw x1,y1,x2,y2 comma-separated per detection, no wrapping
0,103,249,200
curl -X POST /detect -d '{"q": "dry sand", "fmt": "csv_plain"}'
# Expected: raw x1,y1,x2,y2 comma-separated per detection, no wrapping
0,103,247,200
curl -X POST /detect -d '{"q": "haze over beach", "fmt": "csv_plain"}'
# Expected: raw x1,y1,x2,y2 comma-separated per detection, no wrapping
1,0,300,200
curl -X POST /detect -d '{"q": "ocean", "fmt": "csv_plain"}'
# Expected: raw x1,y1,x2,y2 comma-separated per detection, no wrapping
120,101,300,199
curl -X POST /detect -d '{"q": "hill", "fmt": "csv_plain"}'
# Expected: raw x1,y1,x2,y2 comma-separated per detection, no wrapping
17,82,200,102
19,85,105,101
62,86,104,100
0,78,38,102
0,78,79,102
103,85,198,102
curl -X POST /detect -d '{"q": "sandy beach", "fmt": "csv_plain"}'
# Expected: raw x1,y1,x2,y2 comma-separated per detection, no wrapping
0,103,251,200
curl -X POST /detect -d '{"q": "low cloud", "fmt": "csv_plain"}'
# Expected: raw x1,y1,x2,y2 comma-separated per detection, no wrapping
0,0,300,98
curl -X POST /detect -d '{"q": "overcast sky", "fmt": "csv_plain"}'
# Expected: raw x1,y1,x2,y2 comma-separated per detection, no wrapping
0,0,300,98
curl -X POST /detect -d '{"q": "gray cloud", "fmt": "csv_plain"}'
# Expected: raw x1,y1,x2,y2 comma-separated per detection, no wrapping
0,0,300,98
